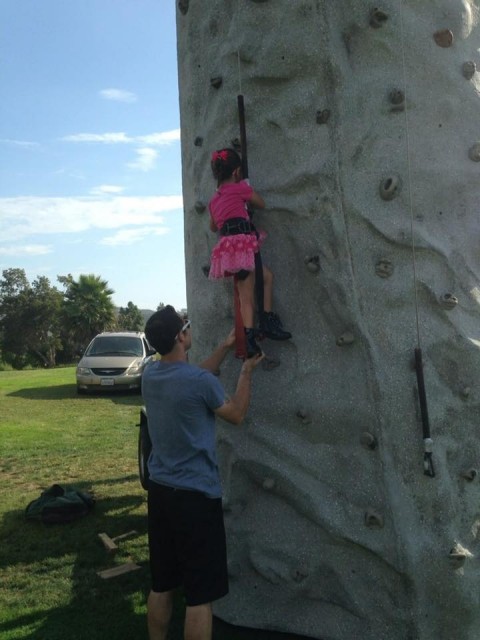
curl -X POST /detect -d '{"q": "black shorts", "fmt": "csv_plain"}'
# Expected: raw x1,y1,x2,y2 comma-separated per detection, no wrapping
147,482,229,606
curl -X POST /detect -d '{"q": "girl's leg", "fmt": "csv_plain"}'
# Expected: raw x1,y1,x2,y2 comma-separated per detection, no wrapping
236,272,262,357
258,265,291,340
262,266,273,313
236,272,255,328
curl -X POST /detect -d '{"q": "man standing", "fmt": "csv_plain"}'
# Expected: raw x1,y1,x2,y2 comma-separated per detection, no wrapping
142,305,263,640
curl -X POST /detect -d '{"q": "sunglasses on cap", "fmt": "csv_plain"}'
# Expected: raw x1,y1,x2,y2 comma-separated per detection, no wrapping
175,319,191,340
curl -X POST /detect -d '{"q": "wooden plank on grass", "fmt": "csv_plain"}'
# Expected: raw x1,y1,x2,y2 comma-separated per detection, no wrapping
111,530,138,542
98,532,118,553
97,563,141,579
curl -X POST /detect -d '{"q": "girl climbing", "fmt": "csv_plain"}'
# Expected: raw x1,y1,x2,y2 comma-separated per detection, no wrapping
208,147,291,358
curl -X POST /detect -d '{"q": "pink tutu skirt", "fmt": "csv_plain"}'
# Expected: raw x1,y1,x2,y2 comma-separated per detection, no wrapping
209,231,266,279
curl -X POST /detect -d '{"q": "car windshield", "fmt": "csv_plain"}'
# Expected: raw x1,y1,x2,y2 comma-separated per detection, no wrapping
85,336,144,357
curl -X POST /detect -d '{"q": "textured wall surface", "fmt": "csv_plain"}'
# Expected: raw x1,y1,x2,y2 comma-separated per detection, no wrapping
176,1,480,638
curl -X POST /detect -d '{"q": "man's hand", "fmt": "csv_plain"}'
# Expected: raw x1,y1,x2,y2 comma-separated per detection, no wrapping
215,351,265,425
222,329,236,350
199,329,236,371
241,351,265,372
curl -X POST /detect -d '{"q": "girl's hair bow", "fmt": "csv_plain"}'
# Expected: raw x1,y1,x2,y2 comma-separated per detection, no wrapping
211,149,229,162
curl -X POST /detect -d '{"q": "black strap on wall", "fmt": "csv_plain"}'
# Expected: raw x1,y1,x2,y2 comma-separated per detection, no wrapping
237,94,264,316
414,347,435,477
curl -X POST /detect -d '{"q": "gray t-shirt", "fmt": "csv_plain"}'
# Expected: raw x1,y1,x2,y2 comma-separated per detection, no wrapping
142,360,225,498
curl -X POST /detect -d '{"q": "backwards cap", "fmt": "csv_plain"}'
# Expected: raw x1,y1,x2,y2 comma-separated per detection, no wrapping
144,305,184,355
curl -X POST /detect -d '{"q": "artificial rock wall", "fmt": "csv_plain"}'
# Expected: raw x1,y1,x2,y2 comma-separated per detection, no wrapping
176,1,480,638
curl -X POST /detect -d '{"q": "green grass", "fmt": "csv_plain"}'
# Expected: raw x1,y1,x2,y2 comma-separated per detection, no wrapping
0,368,307,640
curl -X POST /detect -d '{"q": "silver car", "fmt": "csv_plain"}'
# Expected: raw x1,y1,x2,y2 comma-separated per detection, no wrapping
76,332,155,394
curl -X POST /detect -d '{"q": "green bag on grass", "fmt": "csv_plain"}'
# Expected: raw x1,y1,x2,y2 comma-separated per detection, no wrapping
25,484,95,524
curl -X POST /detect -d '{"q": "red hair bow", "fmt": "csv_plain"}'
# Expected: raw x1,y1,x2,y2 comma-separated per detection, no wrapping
211,150,229,162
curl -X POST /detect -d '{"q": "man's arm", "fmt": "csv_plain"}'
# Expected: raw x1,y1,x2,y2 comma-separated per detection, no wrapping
214,353,264,425
199,329,235,373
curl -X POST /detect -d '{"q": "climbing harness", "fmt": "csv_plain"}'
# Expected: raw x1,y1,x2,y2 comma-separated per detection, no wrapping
399,0,434,477
220,217,254,236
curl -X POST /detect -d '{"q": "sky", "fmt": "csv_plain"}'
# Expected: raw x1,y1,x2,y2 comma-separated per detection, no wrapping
0,0,186,311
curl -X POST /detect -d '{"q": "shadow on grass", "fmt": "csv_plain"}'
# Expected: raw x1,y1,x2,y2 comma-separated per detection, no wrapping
0,478,149,640
8,384,144,407
0,476,312,640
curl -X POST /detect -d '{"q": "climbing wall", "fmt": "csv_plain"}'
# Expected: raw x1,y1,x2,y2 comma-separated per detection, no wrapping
176,1,480,638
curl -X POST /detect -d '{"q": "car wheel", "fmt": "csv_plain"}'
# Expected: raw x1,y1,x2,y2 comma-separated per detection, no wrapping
138,414,152,490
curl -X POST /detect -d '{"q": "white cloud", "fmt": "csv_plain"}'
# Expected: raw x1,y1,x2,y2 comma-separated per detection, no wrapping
61,128,180,146
0,244,52,256
137,131,181,145
127,147,158,172
62,132,131,144
99,88,138,103
0,138,39,148
100,226,169,246
89,184,125,196
0,195,183,243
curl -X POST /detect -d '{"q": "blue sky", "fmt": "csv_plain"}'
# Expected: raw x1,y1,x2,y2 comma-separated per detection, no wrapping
0,1,186,311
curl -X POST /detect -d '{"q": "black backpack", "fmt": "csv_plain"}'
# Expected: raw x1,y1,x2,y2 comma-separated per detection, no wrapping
25,484,95,524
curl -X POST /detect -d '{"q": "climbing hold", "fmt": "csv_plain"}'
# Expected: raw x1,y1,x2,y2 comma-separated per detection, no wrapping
449,544,472,567
194,136,203,147
210,76,223,89
263,478,276,490
365,509,384,529
389,89,405,112
336,332,354,347
296,409,312,425
304,256,320,273
434,29,454,48
178,0,189,15
202,265,210,278
291,567,308,583
379,175,401,201
316,109,331,125
440,293,458,310
462,61,476,80
375,259,394,279
360,432,378,451
460,468,477,482
389,89,404,106
195,201,206,214
369,8,388,28
468,143,480,162
460,386,471,399
231,138,242,152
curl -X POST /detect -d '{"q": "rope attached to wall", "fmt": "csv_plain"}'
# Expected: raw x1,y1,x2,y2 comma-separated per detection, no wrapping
399,0,434,477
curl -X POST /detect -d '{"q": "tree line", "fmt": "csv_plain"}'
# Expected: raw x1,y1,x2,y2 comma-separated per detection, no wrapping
0,268,159,369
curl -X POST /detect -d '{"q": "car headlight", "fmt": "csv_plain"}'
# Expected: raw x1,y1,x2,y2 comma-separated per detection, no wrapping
127,364,143,375
77,367,91,375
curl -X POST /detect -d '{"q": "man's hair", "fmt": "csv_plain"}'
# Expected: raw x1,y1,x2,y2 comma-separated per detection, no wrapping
145,305,184,355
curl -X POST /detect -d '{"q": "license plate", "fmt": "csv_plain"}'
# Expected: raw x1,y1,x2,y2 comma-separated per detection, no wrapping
101,378,114,386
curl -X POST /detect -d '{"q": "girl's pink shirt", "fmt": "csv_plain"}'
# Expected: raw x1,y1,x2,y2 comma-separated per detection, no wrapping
209,180,253,228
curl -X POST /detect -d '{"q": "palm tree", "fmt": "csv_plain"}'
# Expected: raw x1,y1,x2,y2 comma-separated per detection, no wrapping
62,274,116,348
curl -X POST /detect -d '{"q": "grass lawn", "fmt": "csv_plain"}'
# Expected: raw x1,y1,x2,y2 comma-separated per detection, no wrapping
0,368,307,640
